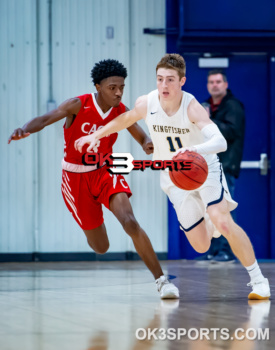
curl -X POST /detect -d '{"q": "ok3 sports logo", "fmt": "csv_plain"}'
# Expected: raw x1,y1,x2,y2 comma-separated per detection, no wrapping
82,153,192,175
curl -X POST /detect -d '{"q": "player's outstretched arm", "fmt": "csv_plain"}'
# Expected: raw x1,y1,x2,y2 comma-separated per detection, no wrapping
8,98,81,144
175,98,227,155
74,95,148,153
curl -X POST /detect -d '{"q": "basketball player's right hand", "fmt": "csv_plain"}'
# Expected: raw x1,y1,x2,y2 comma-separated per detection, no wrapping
74,134,98,153
8,128,31,144
174,146,197,156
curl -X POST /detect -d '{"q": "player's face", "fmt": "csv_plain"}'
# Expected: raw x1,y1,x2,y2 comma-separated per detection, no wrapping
207,74,228,99
157,68,186,101
96,76,125,108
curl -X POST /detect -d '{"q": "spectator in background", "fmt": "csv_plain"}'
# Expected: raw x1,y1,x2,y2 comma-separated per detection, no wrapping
201,69,246,262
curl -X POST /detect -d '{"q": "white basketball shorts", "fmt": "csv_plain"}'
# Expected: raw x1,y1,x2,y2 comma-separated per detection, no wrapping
160,160,238,232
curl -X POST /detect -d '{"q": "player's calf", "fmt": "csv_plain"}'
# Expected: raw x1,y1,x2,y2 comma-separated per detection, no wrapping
87,239,109,254
184,222,211,253
120,213,141,236
83,226,110,254
192,242,211,254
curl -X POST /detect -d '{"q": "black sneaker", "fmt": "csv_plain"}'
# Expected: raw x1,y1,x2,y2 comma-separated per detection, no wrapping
195,253,214,261
211,251,236,263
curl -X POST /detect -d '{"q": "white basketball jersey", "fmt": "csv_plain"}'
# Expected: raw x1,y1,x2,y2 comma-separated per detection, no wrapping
145,89,218,166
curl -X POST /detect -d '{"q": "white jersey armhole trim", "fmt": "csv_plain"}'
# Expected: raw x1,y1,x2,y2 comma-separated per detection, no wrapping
182,92,196,127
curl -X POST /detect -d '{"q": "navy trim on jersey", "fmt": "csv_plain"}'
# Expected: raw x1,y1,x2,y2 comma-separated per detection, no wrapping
179,217,204,232
207,163,224,207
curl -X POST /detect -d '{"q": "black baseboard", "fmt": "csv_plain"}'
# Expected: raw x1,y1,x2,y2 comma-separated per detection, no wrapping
0,252,168,263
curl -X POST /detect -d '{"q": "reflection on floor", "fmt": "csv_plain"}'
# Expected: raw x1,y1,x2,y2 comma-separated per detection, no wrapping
0,260,273,350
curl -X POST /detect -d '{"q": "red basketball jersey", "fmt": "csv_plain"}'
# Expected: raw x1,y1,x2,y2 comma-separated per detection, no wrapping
64,94,126,164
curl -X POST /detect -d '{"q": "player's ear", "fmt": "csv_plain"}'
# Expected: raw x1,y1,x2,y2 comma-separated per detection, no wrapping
95,83,101,92
180,76,186,87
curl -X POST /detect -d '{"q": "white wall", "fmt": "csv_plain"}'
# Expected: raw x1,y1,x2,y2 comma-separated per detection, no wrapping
0,0,167,254
0,0,38,252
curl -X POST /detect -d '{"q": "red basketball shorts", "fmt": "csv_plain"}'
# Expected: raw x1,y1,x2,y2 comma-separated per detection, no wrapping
61,166,132,230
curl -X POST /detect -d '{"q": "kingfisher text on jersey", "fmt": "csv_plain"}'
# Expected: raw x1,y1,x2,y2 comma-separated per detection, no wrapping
152,125,190,135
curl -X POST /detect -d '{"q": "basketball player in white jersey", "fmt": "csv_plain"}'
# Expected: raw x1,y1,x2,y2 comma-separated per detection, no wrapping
75,54,270,300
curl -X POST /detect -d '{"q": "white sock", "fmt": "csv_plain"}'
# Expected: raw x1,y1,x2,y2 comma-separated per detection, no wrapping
245,260,265,282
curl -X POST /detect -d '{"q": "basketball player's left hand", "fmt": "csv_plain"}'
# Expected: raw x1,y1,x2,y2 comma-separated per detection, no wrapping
142,139,154,154
174,146,197,156
74,134,99,153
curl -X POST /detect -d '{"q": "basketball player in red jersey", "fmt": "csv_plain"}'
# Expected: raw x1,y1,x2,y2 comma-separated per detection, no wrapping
8,59,179,299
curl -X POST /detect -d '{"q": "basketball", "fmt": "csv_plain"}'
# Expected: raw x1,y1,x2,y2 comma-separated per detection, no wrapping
169,151,208,190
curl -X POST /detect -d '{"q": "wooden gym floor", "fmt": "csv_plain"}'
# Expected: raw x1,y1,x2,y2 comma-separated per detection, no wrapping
0,260,274,350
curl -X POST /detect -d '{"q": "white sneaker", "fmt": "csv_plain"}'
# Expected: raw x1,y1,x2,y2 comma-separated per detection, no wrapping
247,278,271,300
156,276,179,299
205,213,221,238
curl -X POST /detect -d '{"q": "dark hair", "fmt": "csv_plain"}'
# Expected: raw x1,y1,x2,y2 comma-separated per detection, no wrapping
91,59,127,85
207,69,227,82
156,53,186,78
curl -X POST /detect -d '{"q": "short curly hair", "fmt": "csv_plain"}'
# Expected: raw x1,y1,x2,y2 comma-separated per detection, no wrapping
156,53,186,78
91,59,127,85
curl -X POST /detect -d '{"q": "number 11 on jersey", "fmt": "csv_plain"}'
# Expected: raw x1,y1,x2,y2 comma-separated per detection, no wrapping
167,136,183,152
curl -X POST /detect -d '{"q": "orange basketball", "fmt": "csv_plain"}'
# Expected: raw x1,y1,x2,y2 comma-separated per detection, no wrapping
169,151,208,190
